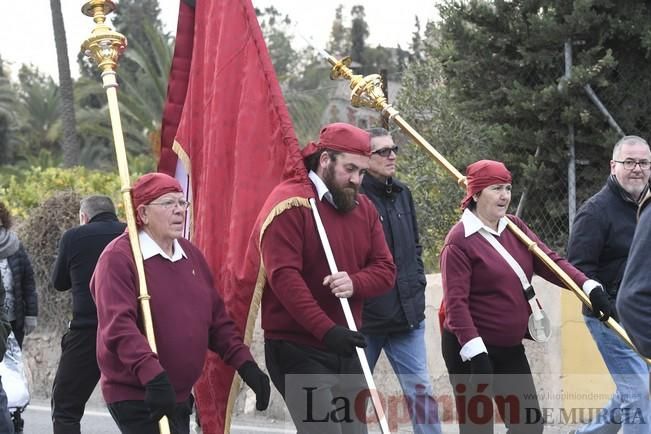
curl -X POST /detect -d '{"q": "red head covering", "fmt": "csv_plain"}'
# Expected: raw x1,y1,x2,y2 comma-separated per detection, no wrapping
131,172,183,226
461,160,512,209
301,122,371,158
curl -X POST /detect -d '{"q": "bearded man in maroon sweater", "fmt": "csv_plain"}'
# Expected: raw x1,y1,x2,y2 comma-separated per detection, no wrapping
91,173,270,434
260,123,396,434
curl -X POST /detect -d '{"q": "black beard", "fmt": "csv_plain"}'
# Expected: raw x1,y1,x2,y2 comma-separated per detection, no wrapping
324,163,358,213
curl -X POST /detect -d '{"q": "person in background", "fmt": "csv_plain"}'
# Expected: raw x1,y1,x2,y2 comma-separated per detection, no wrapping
568,135,651,434
0,201,36,433
617,188,651,358
0,202,37,349
360,127,440,434
51,195,127,434
0,251,15,433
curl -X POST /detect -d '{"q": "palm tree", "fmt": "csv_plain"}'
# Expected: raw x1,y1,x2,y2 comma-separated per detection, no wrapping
15,66,62,162
118,22,173,157
0,75,19,162
50,0,80,167
75,21,173,163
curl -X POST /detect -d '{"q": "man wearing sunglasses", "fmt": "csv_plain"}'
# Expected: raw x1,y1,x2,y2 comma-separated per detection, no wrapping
568,135,651,434
360,128,441,434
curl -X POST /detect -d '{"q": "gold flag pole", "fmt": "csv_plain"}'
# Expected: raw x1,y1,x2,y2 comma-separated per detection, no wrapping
323,53,651,366
81,1,172,432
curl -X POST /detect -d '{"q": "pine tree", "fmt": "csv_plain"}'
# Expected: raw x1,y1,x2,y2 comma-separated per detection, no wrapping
410,16,423,63
428,0,651,248
255,6,298,81
327,5,350,57
350,5,369,68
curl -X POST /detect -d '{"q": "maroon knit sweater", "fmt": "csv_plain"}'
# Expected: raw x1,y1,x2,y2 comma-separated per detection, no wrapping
441,214,587,348
90,234,253,403
261,193,396,349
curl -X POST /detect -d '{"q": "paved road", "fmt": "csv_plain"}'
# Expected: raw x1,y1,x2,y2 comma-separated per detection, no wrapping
20,400,297,434
20,401,576,433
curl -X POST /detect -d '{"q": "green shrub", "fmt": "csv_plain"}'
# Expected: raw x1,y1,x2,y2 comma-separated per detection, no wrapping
0,158,155,219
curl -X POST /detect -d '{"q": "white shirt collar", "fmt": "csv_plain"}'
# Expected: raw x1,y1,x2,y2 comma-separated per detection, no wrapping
308,170,330,201
461,208,508,237
138,231,187,262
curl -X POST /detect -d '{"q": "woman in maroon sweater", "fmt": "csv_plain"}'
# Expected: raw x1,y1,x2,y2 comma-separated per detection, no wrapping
439,160,611,434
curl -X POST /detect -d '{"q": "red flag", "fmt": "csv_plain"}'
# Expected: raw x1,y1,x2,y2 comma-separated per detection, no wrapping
160,0,312,432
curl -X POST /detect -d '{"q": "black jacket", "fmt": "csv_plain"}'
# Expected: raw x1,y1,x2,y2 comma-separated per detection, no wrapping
360,175,426,334
567,176,644,321
6,243,38,337
617,191,651,357
51,212,126,329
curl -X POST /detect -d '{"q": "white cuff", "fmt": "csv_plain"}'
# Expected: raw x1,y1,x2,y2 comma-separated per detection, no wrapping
582,279,600,296
460,337,487,361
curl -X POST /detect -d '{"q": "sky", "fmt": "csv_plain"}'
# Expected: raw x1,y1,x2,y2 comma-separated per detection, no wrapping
0,0,438,81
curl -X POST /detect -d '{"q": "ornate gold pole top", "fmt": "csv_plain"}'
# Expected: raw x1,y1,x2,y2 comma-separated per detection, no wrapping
81,0,127,73
325,55,399,119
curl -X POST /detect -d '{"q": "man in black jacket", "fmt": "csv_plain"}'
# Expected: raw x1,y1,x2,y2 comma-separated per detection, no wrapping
568,135,651,434
50,195,126,434
360,128,440,434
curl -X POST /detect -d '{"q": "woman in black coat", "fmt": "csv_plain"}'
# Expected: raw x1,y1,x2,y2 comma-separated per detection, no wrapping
0,201,38,348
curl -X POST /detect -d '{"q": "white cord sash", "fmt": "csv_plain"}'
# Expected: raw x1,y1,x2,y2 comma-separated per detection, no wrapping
478,228,551,342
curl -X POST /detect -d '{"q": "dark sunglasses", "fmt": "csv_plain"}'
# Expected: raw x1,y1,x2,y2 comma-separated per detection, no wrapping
371,145,399,157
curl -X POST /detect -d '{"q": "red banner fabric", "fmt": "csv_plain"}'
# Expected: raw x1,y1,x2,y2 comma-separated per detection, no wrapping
159,0,312,432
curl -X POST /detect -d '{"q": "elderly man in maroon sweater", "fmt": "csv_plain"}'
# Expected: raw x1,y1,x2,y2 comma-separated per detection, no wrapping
90,173,270,434
261,123,396,434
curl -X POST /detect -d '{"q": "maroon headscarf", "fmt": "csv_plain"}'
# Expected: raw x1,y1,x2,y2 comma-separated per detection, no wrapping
131,172,183,226
301,122,371,158
461,160,512,209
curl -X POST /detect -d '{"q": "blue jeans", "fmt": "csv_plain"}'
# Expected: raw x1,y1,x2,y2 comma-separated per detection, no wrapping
0,377,14,434
576,315,650,434
364,321,441,434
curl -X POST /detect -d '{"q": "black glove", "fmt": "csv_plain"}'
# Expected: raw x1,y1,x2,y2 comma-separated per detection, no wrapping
144,371,176,422
589,285,612,322
238,361,271,411
469,352,493,387
323,325,367,356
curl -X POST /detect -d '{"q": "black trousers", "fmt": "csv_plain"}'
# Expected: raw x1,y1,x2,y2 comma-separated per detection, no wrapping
107,398,193,434
441,329,543,434
265,339,368,434
51,328,100,434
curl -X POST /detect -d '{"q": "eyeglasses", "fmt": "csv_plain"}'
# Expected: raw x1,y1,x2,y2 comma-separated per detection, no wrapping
613,159,651,170
148,199,191,210
371,145,399,157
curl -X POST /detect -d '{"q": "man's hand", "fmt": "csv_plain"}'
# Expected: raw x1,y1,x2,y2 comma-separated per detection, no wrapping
323,272,354,298
238,361,271,411
323,325,366,356
144,371,176,422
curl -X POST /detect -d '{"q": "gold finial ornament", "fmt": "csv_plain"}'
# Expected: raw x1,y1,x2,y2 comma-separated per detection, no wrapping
81,0,127,73
325,52,465,186
81,2,172,432
325,51,650,366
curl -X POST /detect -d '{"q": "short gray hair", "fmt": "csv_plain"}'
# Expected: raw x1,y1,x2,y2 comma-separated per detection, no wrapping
612,135,650,160
80,195,116,220
367,127,391,139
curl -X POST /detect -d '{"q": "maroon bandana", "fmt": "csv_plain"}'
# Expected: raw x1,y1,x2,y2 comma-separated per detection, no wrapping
461,160,512,209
